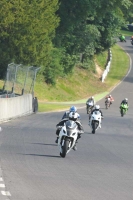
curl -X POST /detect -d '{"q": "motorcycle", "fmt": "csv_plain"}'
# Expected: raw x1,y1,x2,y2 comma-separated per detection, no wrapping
57,120,78,158
119,36,126,42
131,39,133,45
90,110,102,134
120,103,128,117
86,101,94,114
105,97,111,109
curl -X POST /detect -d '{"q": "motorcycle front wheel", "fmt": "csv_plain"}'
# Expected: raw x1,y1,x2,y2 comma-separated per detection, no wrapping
121,109,124,117
105,103,108,109
92,121,99,134
60,139,69,158
92,122,96,134
87,106,91,114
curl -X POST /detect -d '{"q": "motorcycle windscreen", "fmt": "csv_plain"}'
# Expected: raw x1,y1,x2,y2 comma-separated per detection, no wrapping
94,111,100,115
65,120,77,136
87,101,93,106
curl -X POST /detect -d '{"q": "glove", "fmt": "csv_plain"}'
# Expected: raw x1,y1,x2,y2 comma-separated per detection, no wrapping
78,130,84,134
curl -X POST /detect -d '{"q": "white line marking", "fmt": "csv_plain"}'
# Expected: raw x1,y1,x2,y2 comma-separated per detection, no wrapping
1,191,11,196
0,177,3,181
0,184,5,188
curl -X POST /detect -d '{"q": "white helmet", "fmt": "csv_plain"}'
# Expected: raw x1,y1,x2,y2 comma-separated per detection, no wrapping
95,105,100,110
125,98,128,102
69,112,78,121
91,96,94,99
109,94,112,97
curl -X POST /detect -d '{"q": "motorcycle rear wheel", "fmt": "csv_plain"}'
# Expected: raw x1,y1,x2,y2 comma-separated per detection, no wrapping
87,106,91,114
60,140,69,158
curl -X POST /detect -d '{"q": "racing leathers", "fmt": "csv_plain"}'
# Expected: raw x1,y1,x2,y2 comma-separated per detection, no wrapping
89,108,103,126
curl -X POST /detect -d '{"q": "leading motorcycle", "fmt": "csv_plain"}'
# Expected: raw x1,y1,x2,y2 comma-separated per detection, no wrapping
90,110,102,134
58,120,78,158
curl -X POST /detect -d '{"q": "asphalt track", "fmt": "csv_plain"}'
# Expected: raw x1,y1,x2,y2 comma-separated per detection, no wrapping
0,40,133,200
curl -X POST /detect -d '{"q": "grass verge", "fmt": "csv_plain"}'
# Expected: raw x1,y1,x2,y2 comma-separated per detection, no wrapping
121,29,133,37
36,44,129,112
38,103,70,112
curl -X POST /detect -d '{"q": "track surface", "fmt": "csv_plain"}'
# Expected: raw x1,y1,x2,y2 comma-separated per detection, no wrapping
0,40,133,200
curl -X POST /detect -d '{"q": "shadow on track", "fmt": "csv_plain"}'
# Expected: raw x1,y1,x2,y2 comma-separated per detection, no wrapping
31,143,57,146
18,153,60,158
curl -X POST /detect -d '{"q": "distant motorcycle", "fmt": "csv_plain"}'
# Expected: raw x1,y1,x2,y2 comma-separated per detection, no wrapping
90,111,103,134
131,39,133,45
57,120,78,158
120,103,128,117
105,97,111,109
86,101,94,114
119,36,126,42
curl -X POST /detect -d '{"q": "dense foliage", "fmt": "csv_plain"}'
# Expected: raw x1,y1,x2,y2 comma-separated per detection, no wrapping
0,0,59,78
0,0,133,84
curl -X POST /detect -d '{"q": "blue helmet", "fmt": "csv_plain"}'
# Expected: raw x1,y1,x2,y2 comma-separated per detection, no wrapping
69,106,77,112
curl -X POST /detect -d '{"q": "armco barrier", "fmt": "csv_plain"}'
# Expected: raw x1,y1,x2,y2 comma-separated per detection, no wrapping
0,94,33,122
102,49,112,82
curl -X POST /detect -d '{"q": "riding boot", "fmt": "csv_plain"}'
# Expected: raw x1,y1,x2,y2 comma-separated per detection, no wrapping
73,144,77,151
55,137,59,143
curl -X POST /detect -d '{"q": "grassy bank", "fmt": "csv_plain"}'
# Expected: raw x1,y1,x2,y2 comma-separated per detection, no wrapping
121,29,133,37
35,43,129,112
0,42,129,112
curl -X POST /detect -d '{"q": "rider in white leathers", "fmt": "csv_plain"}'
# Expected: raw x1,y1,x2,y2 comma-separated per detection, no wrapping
55,112,84,150
89,105,103,127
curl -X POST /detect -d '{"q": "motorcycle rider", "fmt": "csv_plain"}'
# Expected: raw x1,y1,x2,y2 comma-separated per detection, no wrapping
88,105,103,128
55,106,80,144
130,36,133,41
120,98,129,106
86,96,95,109
119,34,126,42
120,98,129,114
55,112,84,150
105,94,114,107
62,106,80,119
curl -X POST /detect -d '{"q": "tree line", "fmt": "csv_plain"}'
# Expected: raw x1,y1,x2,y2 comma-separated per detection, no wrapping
0,0,133,84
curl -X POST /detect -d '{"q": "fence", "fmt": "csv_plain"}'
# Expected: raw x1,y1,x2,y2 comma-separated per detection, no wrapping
102,49,112,82
1,63,40,98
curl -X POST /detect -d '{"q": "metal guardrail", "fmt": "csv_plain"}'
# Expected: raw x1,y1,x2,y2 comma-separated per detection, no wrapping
0,93,16,98
102,49,112,82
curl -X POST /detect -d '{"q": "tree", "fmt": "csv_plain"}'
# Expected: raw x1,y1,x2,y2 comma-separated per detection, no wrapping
0,0,59,78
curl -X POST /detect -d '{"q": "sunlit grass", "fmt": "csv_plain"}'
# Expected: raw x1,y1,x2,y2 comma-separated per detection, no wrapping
36,44,129,112
38,103,70,112
121,29,133,37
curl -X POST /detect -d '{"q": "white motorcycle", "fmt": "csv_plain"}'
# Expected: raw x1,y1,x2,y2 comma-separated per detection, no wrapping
58,120,78,158
90,110,102,134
